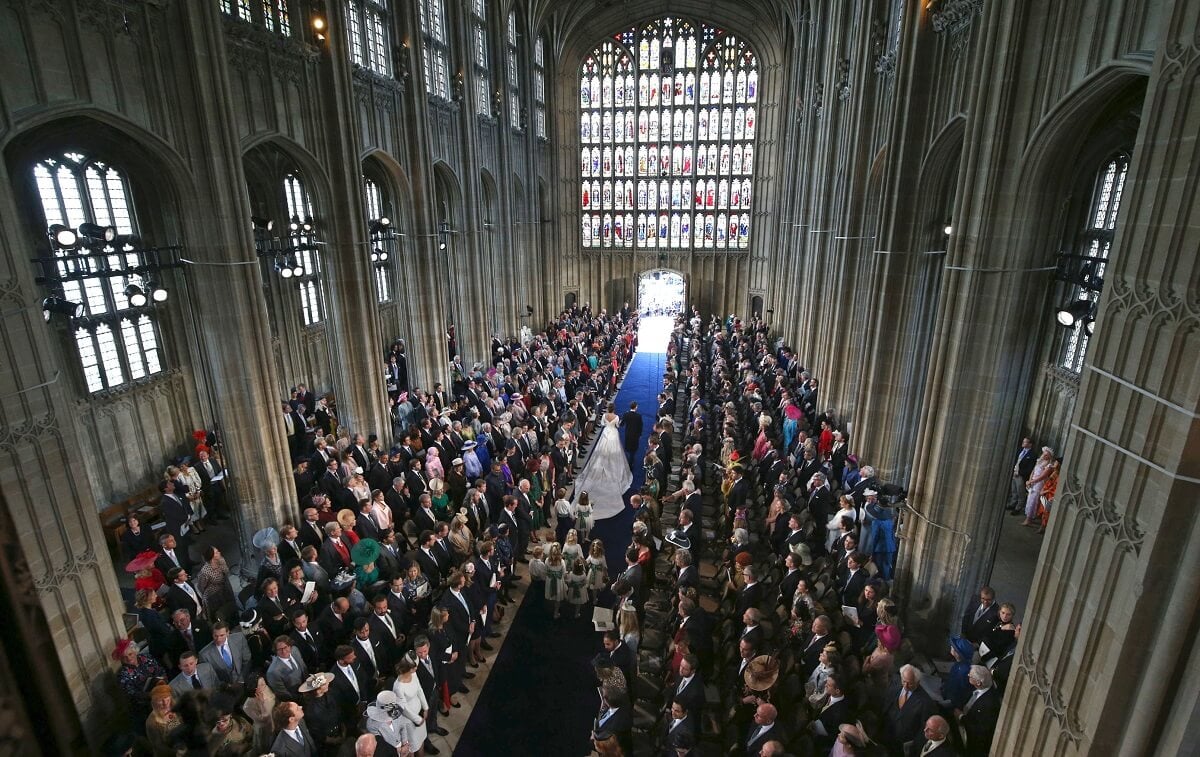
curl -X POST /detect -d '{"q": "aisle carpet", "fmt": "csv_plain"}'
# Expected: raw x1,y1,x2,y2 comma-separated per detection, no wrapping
453,346,666,757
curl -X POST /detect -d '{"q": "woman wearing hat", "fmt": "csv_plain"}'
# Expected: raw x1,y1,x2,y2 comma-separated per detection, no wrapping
114,638,166,726
144,684,182,756
429,477,451,522
207,691,254,756
367,688,419,755
299,671,343,751
862,623,902,701
448,512,474,565
241,672,277,753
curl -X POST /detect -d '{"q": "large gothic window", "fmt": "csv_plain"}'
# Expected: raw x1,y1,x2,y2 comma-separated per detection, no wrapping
33,153,165,393
1058,153,1128,373
347,0,392,76
534,35,547,139
506,11,522,128
283,174,324,326
472,0,491,116
418,0,451,99
219,0,290,35
364,177,392,304
579,18,759,250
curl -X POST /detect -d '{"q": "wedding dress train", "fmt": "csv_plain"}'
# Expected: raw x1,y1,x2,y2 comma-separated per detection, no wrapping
572,413,633,521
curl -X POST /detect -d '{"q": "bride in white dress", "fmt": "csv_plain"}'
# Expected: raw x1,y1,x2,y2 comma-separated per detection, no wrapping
572,403,633,521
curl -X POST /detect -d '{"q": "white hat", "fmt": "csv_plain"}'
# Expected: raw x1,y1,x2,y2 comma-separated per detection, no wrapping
298,672,333,693
864,489,878,497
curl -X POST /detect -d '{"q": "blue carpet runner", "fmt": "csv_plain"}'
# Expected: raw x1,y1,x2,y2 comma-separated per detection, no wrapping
453,348,665,757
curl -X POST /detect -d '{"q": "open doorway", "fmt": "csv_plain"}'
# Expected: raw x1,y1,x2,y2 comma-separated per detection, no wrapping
637,269,686,317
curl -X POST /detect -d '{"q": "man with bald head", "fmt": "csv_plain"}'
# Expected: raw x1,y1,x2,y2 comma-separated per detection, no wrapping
743,702,783,756
916,715,956,755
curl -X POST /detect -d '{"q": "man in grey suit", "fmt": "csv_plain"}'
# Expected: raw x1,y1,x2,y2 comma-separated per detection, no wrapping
270,700,317,757
199,621,252,685
266,635,309,701
169,651,220,699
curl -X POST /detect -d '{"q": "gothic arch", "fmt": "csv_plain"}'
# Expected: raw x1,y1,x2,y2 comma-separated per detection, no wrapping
917,116,967,245
241,136,333,222
361,148,415,214
432,161,463,229
3,110,193,249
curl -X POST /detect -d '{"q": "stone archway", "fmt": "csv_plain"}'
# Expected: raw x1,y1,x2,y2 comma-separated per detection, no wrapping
637,268,686,317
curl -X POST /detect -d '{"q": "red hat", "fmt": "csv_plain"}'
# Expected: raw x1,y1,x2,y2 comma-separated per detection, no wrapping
112,637,134,661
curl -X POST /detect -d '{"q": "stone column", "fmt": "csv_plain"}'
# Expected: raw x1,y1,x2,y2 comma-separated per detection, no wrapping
311,0,390,438
995,1,1200,753
176,2,296,533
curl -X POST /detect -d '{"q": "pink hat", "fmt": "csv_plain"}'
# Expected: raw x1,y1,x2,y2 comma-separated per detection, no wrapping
875,624,901,652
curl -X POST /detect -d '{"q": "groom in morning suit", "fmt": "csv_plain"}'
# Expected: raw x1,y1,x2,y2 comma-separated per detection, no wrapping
621,401,644,468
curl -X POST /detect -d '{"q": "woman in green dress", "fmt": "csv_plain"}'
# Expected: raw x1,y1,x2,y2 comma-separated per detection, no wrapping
429,477,451,521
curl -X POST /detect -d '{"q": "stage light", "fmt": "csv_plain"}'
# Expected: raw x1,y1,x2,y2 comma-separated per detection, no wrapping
42,296,82,321
369,217,392,234
251,217,275,233
292,262,305,277
150,282,169,303
302,216,314,233
312,16,326,31
289,215,301,232
112,234,142,250
125,284,148,307
1084,317,1095,336
439,241,447,250
49,224,78,248
371,248,389,262
1055,299,1091,327
78,223,117,243
279,264,294,279
943,224,954,236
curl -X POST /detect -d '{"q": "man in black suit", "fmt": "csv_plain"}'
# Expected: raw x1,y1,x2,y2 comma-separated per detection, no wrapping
743,702,784,757
600,630,637,687
298,507,326,550
440,570,476,693
594,688,634,757
798,615,832,679
960,586,1001,644
329,644,374,730
155,532,191,576
367,594,406,667
350,617,387,685
1008,437,1037,513
412,531,443,584
621,401,644,467
840,553,869,606
194,449,228,520
165,567,205,619
413,635,450,740
319,522,354,577
778,552,804,607
670,654,705,722
317,598,356,660
726,469,749,515
502,496,532,561
957,666,1001,756
735,565,765,618
915,715,957,756
806,473,836,551
811,673,852,752
658,392,675,418
159,479,193,554
883,665,936,756
354,500,382,542
738,608,766,650
165,608,212,668
289,608,325,671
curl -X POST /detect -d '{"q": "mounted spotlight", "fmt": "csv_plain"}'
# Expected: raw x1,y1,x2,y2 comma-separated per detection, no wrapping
48,224,79,248
289,215,301,232
111,234,143,251
78,223,117,243
369,217,392,235
125,283,148,307
149,281,169,303
371,248,389,262
438,240,447,250
943,224,954,236
1083,317,1095,336
1055,299,1092,327
42,296,82,321
292,260,305,278
302,216,314,233
278,261,294,279
251,216,275,233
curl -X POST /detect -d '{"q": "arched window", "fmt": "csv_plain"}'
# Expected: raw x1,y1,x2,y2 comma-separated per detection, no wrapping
534,35,547,139
506,10,522,128
1058,153,1128,373
364,176,393,303
33,152,164,393
579,18,759,251
472,0,491,116
347,0,392,76
283,174,323,326
220,0,290,36
418,0,451,99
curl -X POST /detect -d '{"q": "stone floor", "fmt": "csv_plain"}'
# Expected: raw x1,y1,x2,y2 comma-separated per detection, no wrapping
988,508,1045,623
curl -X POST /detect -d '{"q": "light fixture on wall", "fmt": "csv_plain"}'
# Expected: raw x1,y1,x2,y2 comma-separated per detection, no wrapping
78,222,117,244
371,248,389,262
943,223,954,236
369,217,392,235
1055,299,1092,327
125,283,148,307
252,216,275,234
41,296,82,321
48,224,78,248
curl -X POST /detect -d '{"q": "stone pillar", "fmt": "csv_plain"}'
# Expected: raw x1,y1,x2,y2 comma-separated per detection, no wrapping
995,1,1200,753
311,0,390,439
176,2,296,533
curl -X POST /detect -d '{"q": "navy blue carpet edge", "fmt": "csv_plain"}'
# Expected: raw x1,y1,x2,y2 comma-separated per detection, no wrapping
453,347,665,757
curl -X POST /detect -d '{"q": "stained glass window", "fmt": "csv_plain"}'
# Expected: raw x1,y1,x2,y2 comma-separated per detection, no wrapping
33,153,165,393
1059,154,1128,373
534,36,547,138
262,0,290,36
472,0,491,116
219,0,252,23
418,0,451,99
284,174,324,326
579,18,758,250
